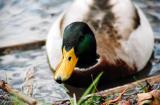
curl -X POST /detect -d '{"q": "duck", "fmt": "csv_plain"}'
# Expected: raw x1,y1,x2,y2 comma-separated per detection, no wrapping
46,0,154,87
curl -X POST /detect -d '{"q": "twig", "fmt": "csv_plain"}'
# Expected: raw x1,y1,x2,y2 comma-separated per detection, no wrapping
0,80,42,105
108,87,128,103
101,87,128,105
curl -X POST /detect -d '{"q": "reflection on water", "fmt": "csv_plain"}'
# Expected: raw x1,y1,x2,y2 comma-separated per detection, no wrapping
0,0,160,104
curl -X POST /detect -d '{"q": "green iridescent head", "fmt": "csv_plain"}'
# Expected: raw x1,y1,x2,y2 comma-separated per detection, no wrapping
54,22,98,83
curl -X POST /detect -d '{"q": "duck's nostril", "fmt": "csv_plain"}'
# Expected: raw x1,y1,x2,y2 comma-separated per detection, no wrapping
55,76,62,84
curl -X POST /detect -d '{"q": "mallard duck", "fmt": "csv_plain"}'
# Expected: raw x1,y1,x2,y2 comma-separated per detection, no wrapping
46,0,154,86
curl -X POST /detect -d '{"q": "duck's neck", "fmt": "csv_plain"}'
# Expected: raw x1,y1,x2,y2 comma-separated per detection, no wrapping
76,51,98,68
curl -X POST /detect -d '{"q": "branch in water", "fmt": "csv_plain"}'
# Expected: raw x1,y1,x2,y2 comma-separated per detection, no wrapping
0,80,42,105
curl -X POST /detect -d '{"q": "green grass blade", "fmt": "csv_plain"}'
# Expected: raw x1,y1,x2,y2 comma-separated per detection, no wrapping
77,72,103,105
70,94,77,105
11,95,26,105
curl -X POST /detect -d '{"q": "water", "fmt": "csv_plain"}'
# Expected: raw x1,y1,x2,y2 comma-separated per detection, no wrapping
0,0,160,104
0,47,70,103
0,0,72,48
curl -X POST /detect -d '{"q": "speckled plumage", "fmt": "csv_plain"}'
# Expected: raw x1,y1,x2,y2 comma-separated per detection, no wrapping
46,0,154,86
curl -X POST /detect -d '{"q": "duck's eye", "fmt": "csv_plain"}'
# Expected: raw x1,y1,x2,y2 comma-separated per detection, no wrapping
68,56,71,61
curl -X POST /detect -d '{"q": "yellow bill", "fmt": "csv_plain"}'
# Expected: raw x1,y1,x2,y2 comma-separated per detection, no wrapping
54,47,78,81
